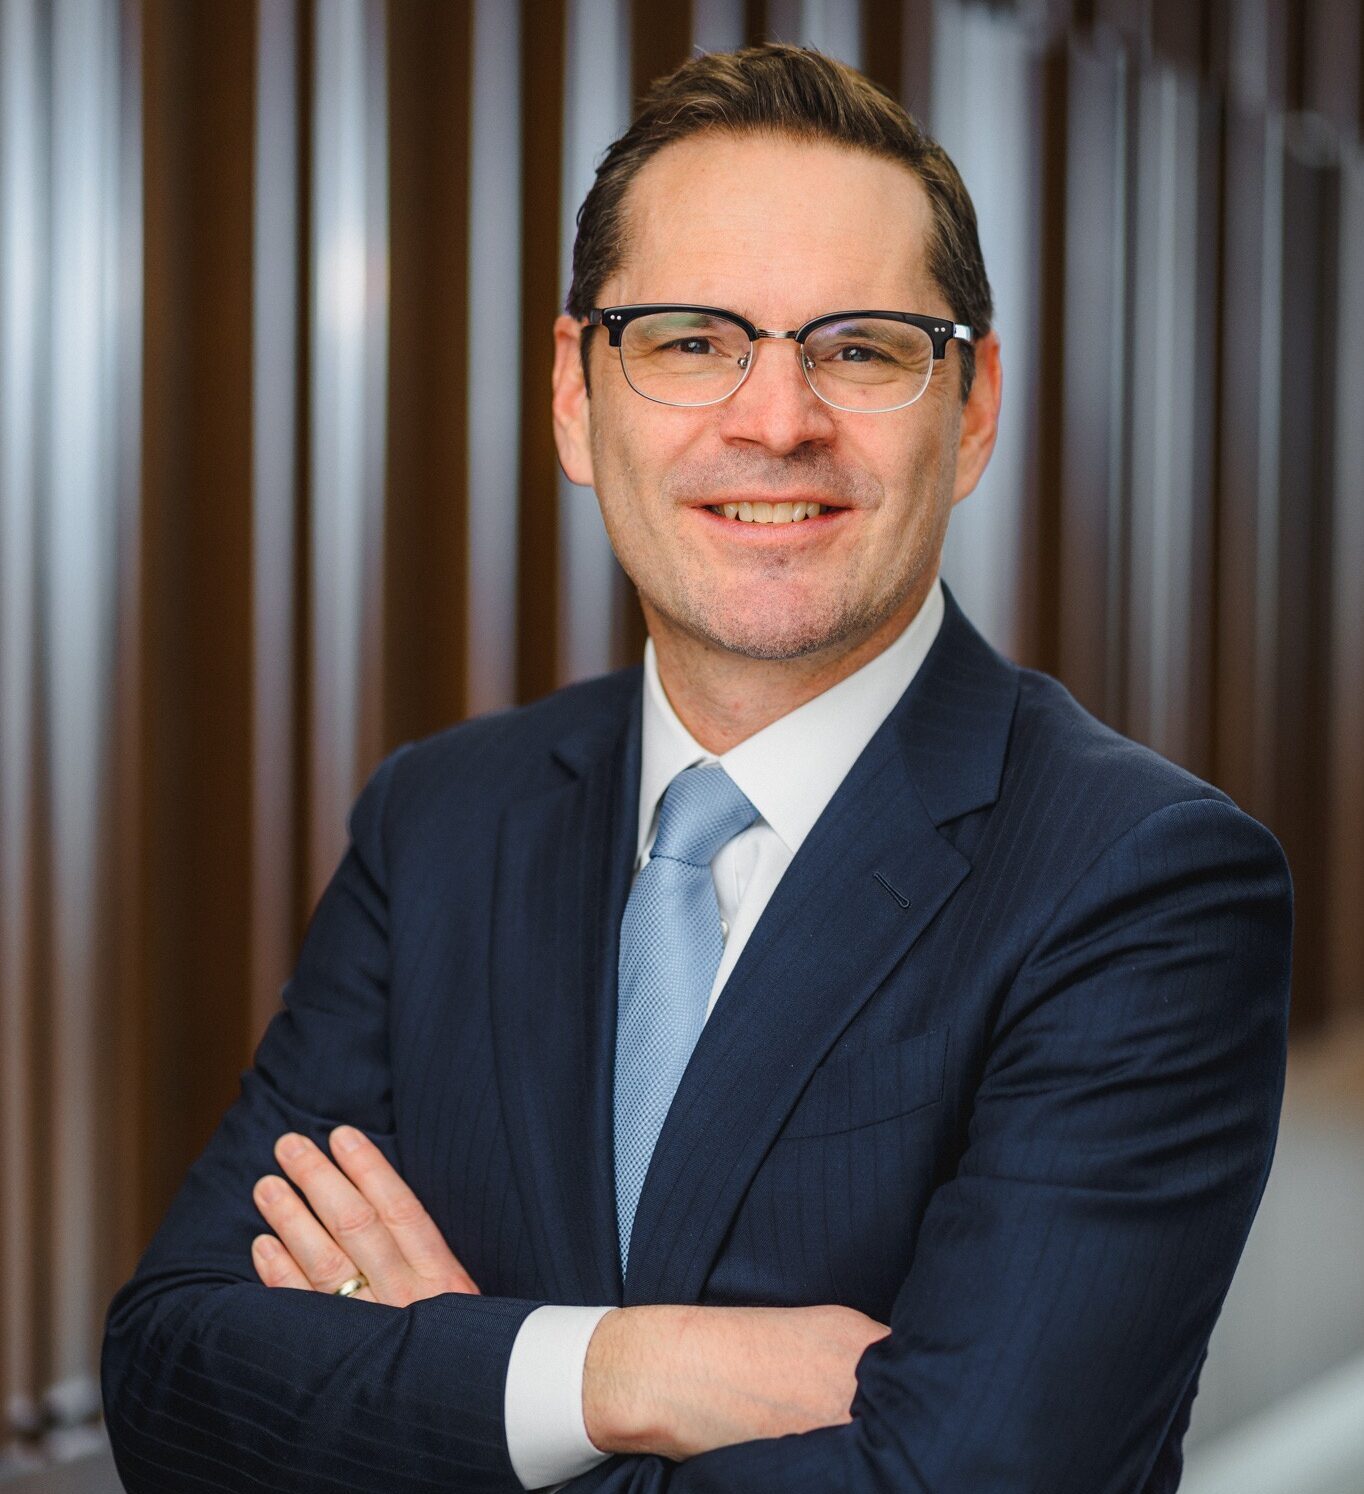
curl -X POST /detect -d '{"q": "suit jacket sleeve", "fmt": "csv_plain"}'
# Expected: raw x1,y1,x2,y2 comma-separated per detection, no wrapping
101,745,547,1494
561,795,1294,1494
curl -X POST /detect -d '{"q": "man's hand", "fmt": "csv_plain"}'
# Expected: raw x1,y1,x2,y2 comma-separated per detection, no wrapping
250,1127,480,1304
583,1302,891,1461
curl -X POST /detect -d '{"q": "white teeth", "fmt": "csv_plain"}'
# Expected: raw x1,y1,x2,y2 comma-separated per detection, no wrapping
717,500,831,524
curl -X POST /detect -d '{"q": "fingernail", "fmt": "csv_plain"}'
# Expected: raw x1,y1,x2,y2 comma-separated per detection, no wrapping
332,1126,363,1154
253,1236,280,1259
256,1176,284,1203
277,1134,307,1160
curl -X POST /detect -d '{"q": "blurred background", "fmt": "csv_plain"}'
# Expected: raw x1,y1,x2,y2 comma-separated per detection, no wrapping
1,0,1361,1489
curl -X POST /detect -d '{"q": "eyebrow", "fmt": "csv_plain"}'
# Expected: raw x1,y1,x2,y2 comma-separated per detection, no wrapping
804,315,901,343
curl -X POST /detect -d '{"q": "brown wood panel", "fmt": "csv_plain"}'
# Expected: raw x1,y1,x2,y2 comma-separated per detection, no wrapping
1056,32,1133,724
516,0,566,702
137,0,258,1239
1305,0,1362,140
385,0,474,745
632,0,692,105
1269,138,1337,1032
1326,155,1364,1027
7,0,1364,1465
1016,37,1070,679
1212,102,1273,817
901,0,936,120
863,0,903,99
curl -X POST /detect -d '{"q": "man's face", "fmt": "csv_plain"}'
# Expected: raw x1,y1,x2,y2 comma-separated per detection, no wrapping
552,132,1000,664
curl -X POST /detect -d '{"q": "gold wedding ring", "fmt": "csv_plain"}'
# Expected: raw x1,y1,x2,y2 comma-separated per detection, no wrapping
333,1273,368,1298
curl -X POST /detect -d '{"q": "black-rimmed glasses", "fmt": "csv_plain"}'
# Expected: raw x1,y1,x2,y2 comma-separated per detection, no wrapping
586,304,973,412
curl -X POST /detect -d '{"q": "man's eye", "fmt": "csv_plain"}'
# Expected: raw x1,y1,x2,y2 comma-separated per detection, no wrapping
830,343,885,363
662,336,717,356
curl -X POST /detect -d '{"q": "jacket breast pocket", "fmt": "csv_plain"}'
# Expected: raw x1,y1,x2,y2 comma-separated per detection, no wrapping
777,1026,948,1140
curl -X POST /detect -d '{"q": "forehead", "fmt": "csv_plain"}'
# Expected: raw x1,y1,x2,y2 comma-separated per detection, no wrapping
609,131,939,320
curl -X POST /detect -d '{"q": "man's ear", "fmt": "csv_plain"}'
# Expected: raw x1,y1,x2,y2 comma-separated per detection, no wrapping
951,329,1002,506
552,313,595,487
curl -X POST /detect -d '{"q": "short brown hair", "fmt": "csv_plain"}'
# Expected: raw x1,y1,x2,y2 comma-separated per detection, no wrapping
567,43,993,400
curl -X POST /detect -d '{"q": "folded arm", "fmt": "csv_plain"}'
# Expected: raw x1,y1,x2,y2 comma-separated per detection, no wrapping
565,796,1294,1492
101,746,548,1494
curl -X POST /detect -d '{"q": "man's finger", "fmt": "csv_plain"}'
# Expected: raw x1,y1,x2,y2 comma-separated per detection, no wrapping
253,1164,390,1297
270,1134,417,1296
328,1126,477,1287
251,1233,316,1292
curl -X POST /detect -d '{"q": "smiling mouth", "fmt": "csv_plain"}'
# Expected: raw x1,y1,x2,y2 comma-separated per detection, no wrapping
703,500,833,525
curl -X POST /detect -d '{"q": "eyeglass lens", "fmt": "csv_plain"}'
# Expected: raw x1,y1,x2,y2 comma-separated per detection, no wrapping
617,310,936,412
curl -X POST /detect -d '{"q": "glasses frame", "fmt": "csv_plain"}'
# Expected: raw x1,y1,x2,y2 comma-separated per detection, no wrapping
585,303,974,412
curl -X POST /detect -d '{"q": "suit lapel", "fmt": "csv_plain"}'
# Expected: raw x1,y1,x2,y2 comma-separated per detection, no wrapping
487,582,1019,1310
621,583,1020,1305
489,678,641,1306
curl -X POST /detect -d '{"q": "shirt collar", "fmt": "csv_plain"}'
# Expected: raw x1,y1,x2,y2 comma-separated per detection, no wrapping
637,573,945,864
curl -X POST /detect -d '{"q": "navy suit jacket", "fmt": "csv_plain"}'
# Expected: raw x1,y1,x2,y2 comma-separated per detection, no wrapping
102,580,1293,1493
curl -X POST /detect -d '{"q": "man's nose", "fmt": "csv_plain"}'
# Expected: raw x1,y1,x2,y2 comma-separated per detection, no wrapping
716,338,837,455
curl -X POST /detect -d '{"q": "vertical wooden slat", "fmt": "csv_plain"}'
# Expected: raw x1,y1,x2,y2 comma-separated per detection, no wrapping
516,0,564,703
1056,29,1133,723
901,0,936,120
385,0,472,745
1268,132,1336,1033
1326,148,1364,1026
1018,35,1069,678
1305,0,1362,142
633,0,691,101
1213,104,1277,819
618,0,694,669
138,0,258,1238
862,0,902,99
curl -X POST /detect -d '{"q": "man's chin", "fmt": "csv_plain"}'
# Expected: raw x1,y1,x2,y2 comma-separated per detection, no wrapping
679,603,869,663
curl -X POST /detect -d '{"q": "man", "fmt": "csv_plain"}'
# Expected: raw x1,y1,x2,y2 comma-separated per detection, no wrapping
102,44,1292,1494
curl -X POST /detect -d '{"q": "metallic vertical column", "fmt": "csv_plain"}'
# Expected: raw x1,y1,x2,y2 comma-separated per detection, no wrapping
764,0,863,65
42,0,131,1453
467,0,523,715
1126,63,1208,763
252,0,300,1036
557,0,630,685
1327,148,1364,1023
692,0,743,52
309,0,388,897
933,0,1039,659
0,0,44,1459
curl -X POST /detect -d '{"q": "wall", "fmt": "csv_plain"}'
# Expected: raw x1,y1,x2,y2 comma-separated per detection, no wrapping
1,0,1361,1466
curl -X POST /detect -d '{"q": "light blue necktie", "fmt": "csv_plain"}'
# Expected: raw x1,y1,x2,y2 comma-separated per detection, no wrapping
613,763,758,1280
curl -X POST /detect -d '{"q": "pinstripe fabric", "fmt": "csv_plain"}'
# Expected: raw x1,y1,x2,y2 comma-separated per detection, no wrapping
101,581,1292,1494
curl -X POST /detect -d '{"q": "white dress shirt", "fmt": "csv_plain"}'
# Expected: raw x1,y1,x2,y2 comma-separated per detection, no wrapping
502,575,946,1491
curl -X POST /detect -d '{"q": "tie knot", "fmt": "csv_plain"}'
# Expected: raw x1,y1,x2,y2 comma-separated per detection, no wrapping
650,763,758,869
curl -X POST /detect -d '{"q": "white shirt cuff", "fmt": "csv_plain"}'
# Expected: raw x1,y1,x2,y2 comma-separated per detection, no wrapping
504,1303,616,1491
